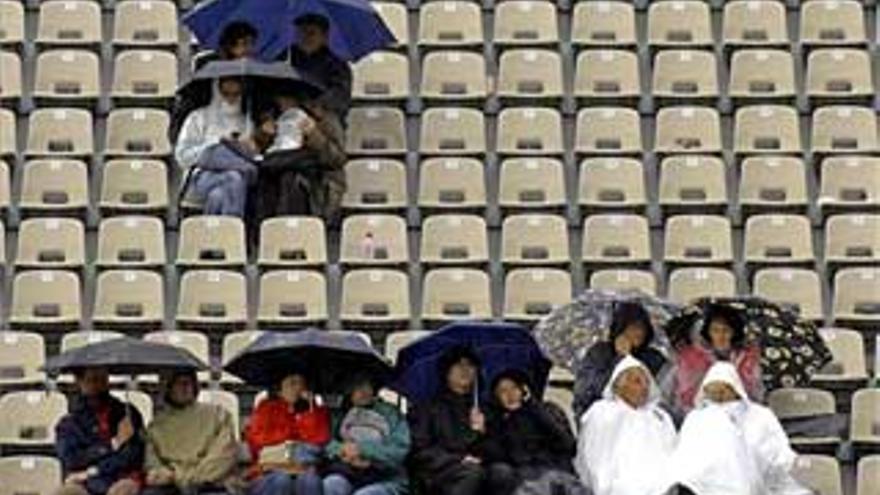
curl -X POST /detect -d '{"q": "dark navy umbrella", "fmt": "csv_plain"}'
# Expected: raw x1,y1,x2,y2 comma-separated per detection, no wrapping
43,336,207,376
391,322,553,405
224,329,392,392
177,58,325,104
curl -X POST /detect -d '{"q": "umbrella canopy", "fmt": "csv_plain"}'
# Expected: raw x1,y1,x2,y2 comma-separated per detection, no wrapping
224,329,392,392
391,322,552,404
177,58,324,104
43,336,207,376
534,289,682,372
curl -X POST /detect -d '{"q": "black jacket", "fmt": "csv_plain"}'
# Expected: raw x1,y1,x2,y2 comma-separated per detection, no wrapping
483,401,577,474
288,46,352,118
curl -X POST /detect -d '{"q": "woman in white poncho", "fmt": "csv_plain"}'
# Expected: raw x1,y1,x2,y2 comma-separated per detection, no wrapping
575,355,677,495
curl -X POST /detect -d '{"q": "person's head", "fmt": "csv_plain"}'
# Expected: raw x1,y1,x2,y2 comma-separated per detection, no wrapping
278,373,309,405
219,21,257,59
163,371,198,408
613,366,651,409
441,347,479,396
275,92,300,112
346,374,377,408
610,302,654,350
492,370,530,412
702,381,741,404
296,14,330,54
700,306,746,353
74,367,110,399
217,77,244,107
696,362,749,407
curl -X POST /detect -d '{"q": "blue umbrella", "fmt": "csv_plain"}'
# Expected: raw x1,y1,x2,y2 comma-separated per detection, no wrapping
391,322,553,405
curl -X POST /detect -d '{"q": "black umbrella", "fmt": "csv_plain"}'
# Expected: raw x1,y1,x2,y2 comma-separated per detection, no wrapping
43,336,208,376
225,329,392,392
177,58,325,105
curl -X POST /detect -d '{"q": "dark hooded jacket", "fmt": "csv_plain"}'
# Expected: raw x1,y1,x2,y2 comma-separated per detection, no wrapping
287,46,352,119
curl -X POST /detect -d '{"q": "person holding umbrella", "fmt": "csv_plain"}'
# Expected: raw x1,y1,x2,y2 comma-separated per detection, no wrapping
287,14,352,120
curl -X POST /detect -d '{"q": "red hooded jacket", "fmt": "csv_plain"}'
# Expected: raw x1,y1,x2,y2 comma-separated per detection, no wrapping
244,397,331,475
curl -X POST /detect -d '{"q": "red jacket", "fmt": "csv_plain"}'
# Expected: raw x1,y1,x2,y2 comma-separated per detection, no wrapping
674,344,763,413
245,398,331,463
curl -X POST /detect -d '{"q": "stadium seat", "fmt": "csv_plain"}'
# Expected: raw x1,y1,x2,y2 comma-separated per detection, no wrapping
0,457,62,495
221,330,264,385
807,49,874,105
417,2,482,48
663,215,733,266
825,215,880,269
340,269,411,326
0,332,45,387
652,50,719,105
96,216,166,269
589,269,657,295
498,158,565,212
818,156,880,215
99,159,169,215
418,158,486,212
420,215,488,266
19,159,88,217
345,107,407,155
574,50,640,105
0,108,13,158
113,0,180,47
744,215,815,268
0,391,67,447
112,50,179,102
177,216,246,270
497,108,564,156
343,159,406,211
791,456,843,495
0,160,8,212
258,216,327,269
0,51,22,103
722,0,788,49
768,388,840,452
93,270,164,329
104,108,172,157
851,389,880,452
422,268,492,324
109,390,153,424
658,155,727,215
857,456,880,495
176,270,247,330
501,214,569,267
60,331,123,353
647,1,712,49
504,268,571,322
33,50,100,105
811,106,878,155
667,268,737,304
582,214,651,269
339,214,409,266
15,218,85,271
420,51,488,103
496,49,563,103
0,1,24,48
25,108,93,158
800,0,867,48
728,50,796,105
35,1,101,47
197,390,240,436
144,331,210,381
753,268,824,321
733,105,802,156
385,330,430,364
813,328,869,387
373,3,408,48
571,2,637,48
258,270,328,328
654,106,722,155
351,51,409,102
420,107,486,156
575,107,642,157
579,157,646,213
833,267,880,327
494,1,558,47
739,156,808,215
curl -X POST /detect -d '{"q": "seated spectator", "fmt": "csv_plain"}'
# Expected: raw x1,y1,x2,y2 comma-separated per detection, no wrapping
245,373,329,495
54,367,145,495
322,373,410,495
143,371,240,495
286,14,352,119
575,356,677,495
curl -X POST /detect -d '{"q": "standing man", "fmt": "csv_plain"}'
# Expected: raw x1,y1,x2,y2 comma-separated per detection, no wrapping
288,14,352,120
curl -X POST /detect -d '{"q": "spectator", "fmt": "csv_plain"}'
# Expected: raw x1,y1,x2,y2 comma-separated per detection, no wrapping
54,368,145,495
143,371,240,495
286,14,352,119
244,373,328,495
322,373,411,495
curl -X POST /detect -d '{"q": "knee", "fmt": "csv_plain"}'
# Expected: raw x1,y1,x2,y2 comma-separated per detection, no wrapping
257,472,295,494
53,484,88,495
107,480,140,495
322,474,352,495
206,186,226,204
295,471,323,492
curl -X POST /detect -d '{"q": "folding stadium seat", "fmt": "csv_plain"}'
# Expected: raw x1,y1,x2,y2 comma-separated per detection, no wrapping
10,268,83,331
832,267,880,328
654,107,722,156
806,49,874,106
818,156,880,215
113,0,180,48
340,214,408,267
419,108,486,156
420,214,488,266
858,456,880,495
99,159,169,215
144,331,211,382
258,270,328,328
791,456,843,495
647,1,713,49
420,51,488,103
109,390,153,424
351,51,409,103
663,215,733,266
112,50,179,103
373,3,408,48
571,2,637,48
25,108,93,158
221,330,263,385
197,390,241,435
497,50,563,103
418,2,483,48
0,331,45,387
578,158,646,213
0,1,24,49
345,107,407,155
498,158,565,212
501,214,569,267
0,108,14,159
418,158,486,212
733,105,802,157
744,215,815,268
385,330,430,364
96,216,166,269
851,389,880,453
19,159,88,217
494,1,558,47
257,216,327,269
496,108,564,156
340,269,411,326
811,106,878,156
768,389,840,452
422,268,492,324
33,50,100,105
176,270,248,330
800,0,867,49
753,268,824,321
104,109,172,157
56,331,125,385
0,457,62,495
343,159,407,211
177,216,246,270
0,160,8,213
15,218,85,271
658,155,727,216
825,214,880,269
0,391,66,447
812,328,868,388
739,156,808,216
582,214,651,269
35,1,101,48
728,50,796,106
575,107,642,157
92,270,164,329
0,51,22,104
589,269,657,296
504,268,571,322
667,268,737,305
574,50,640,106
652,50,719,106
722,0,788,49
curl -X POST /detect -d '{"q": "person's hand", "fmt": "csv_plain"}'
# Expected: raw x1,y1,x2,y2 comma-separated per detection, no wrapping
614,334,633,356
65,471,90,484
350,456,371,469
339,441,360,462
298,115,317,136
238,136,258,153
469,408,485,433
461,455,481,465
146,468,175,486
113,416,134,449
260,118,277,136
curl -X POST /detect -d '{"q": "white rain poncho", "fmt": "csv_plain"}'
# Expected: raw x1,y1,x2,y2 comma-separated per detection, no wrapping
174,81,253,169
575,355,677,495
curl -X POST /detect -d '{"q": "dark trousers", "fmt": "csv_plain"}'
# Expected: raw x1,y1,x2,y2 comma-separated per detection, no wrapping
141,485,228,495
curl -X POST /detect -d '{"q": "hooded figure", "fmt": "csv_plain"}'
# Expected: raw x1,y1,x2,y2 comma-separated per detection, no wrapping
573,302,668,419
667,362,811,495
575,356,677,495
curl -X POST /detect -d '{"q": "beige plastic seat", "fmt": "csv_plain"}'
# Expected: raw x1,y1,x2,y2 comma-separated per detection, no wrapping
658,155,727,214
422,268,492,323
373,3,408,48
112,50,179,102
0,1,24,48
498,158,565,211
420,108,486,156
575,107,642,157
113,0,179,47
420,51,488,103
258,270,328,328
420,215,488,266
99,159,169,214
740,156,808,215
93,270,164,329
96,216,165,269
351,51,409,102
0,456,62,495
818,156,880,214
60,331,124,353
825,214,880,268
0,160,7,213
346,107,407,155
647,1,712,49
504,268,571,321
340,269,411,325
652,50,719,104
667,268,736,304
753,269,824,321
768,389,840,450
833,267,880,327
10,270,81,329
258,216,327,269
19,159,88,216
343,159,406,211
807,49,874,104
109,390,153,424
144,330,211,383
176,216,246,269
418,2,482,48
33,50,99,104
745,215,814,267
791,455,843,495
0,50,22,103
728,50,796,104
15,218,85,270
722,0,788,48
579,157,646,212
501,214,569,266
385,330,429,364
197,390,240,435
655,107,722,155
734,105,802,156
36,1,101,47
589,269,657,296
812,328,868,386
857,456,880,495
494,1,558,47
663,215,733,265
800,0,867,48
0,391,66,446
25,108,93,158
497,50,563,102
176,270,248,329
574,50,640,104
0,108,13,157
104,109,172,157
811,106,878,155
582,214,651,268
571,2,637,48
497,108,563,156
418,158,486,212
340,214,409,266
0,332,45,387
221,330,264,371
851,389,880,450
